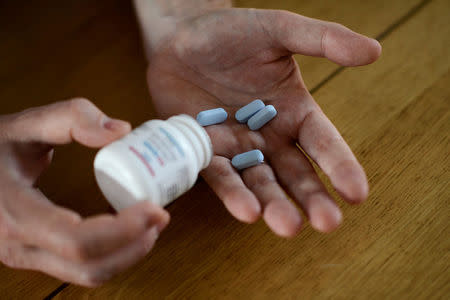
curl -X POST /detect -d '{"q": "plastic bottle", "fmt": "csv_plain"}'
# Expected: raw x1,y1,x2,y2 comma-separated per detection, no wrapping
94,114,213,211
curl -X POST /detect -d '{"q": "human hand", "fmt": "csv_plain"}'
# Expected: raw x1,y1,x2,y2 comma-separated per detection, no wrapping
0,99,170,286
142,8,381,236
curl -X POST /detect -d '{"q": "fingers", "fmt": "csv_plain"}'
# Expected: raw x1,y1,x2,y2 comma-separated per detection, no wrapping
241,163,302,237
3,187,169,262
78,227,159,286
205,122,267,158
1,98,131,147
268,143,342,233
296,100,369,204
0,227,160,287
256,9,381,66
201,156,261,223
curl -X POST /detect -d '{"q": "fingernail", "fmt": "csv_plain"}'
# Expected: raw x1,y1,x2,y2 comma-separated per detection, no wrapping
309,194,342,233
155,212,170,233
331,161,369,204
150,226,160,239
103,118,130,131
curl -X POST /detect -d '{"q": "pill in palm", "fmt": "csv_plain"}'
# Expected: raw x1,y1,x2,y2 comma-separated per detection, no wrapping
234,99,265,123
247,105,277,130
231,149,264,170
196,108,228,126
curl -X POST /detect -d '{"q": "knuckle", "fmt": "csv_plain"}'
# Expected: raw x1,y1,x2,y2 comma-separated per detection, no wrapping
275,9,293,21
212,162,235,178
65,238,92,262
122,227,141,244
67,98,104,126
329,21,347,31
69,97,93,111
0,246,23,269
68,98,95,117
316,134,341,154
272,10,296,35
292,176,323,199
136,201,155,216
0,214,18,240
245,166,275,189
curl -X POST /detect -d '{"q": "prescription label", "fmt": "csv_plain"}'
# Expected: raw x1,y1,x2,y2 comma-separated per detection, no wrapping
124,123,192,206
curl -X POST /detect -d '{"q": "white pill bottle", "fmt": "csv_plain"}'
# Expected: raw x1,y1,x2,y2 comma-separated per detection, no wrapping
94,115,213,211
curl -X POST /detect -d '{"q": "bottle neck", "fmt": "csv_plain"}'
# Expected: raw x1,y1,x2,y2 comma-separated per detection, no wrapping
167,114,213,172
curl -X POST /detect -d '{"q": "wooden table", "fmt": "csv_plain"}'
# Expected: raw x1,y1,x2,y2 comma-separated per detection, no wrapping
1,0,448,299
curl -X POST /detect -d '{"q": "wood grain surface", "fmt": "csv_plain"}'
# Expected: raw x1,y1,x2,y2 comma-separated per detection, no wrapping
1,0,448,299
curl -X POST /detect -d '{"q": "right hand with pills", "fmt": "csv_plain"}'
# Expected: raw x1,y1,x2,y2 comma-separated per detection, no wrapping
136,0,381,236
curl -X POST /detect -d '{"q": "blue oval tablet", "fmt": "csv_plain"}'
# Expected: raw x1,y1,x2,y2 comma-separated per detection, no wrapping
231,149,264,170
247,105,277,130
196,108,228,126
235,99,265,123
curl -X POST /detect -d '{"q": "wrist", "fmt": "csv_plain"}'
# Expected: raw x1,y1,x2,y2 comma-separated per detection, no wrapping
143,0,232,19
134,0,232,58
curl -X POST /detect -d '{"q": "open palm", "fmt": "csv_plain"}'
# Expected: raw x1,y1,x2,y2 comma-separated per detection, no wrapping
144,8,381,236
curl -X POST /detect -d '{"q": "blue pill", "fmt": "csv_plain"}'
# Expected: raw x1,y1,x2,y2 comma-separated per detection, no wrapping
196,108,228,126
247,105,277,130
235,99,265,123
231,150,264,170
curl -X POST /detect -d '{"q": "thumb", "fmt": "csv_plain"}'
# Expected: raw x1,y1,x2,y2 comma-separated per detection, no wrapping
2,98,131,147
257,9,382,66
